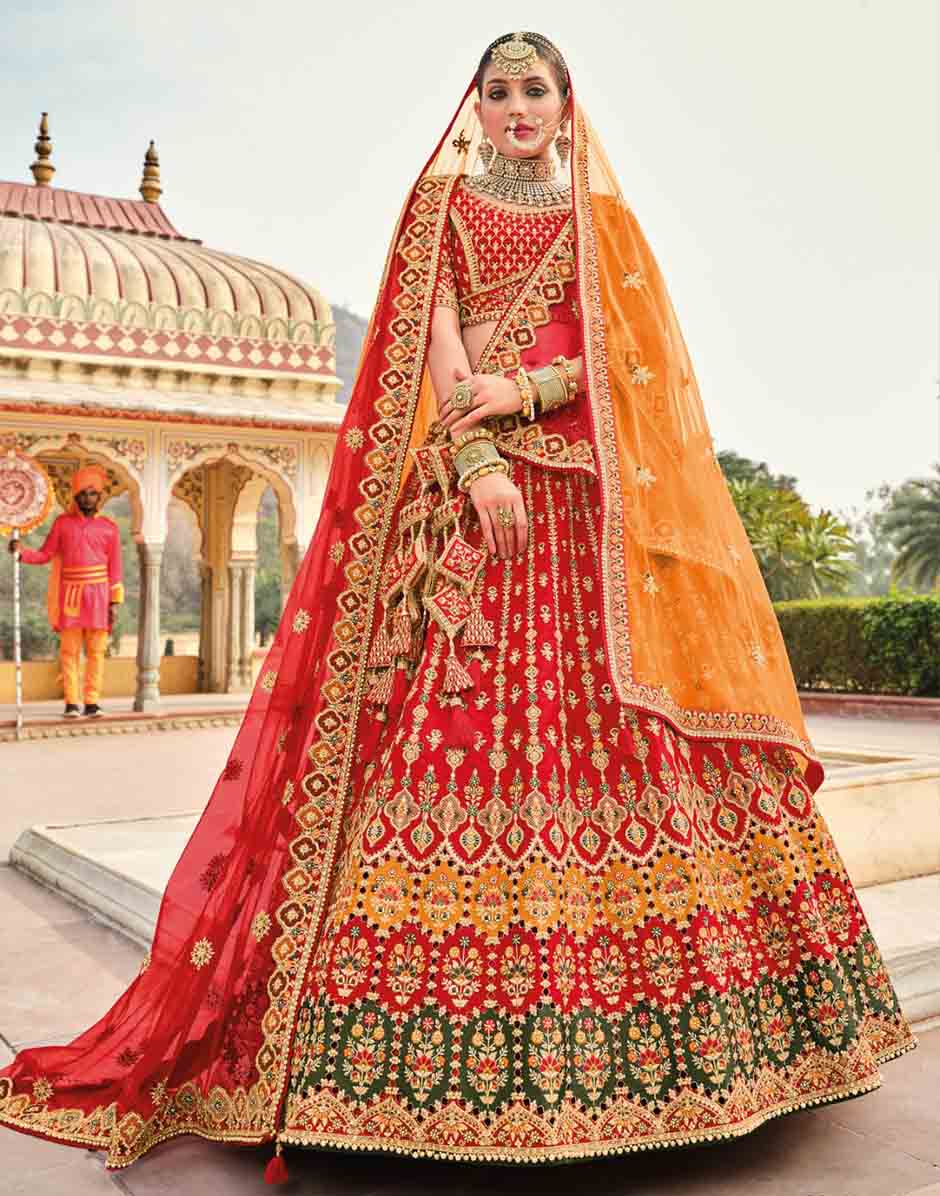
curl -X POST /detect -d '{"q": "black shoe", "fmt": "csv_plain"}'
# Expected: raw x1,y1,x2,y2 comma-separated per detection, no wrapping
83,704,104,718
63,703,81,719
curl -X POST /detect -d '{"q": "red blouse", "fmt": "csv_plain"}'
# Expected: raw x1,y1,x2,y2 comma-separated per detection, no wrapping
434,182,574,329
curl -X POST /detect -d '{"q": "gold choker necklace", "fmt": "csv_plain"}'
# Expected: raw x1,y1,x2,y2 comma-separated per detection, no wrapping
464,150,571,208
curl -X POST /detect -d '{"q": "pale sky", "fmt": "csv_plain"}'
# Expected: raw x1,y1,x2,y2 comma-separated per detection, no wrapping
0,0,936,518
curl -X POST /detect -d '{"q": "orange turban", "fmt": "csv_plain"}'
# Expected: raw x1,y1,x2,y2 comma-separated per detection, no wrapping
71,464,109,495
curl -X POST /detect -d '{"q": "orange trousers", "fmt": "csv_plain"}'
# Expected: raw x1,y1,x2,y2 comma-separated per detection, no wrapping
59,628,109,705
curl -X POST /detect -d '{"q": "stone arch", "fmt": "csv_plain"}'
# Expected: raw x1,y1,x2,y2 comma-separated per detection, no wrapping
24,432,144,536
164,440,298,550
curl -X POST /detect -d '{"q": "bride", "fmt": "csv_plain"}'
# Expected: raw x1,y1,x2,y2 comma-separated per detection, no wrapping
0,31,913,1175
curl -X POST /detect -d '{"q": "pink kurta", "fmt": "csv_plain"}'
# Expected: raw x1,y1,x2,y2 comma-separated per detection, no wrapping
19,510,124,630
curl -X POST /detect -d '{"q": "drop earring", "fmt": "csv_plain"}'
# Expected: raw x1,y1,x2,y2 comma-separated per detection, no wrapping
479,134,494,170
555,118,571,171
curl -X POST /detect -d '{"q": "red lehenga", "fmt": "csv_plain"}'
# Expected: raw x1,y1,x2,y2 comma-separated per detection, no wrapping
0,73,913,1171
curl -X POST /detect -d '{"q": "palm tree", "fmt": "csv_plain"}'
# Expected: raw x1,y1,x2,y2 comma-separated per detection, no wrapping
881,465,940,590
727,479,857,601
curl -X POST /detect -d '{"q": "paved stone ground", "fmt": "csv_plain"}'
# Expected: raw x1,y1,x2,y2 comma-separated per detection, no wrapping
1,713,938,1194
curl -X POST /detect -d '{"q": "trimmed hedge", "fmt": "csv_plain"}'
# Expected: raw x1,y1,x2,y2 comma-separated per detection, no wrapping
774,595,940,697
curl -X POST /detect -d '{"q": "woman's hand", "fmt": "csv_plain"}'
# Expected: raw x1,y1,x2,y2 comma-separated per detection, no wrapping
468,471,528,560
439,368,521,437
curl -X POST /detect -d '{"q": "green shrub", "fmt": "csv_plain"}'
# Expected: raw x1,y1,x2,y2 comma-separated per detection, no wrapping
774,595,940,696
0,611,58,661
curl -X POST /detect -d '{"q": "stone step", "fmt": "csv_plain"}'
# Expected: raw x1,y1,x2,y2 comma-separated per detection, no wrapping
9,814,940,1024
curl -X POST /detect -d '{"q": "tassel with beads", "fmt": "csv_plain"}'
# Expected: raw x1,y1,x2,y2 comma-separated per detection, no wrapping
366,666,394,710
442,643,473,695
389,600,413,656
368,617,394,668
463,602,495,648
264,1140,289,1185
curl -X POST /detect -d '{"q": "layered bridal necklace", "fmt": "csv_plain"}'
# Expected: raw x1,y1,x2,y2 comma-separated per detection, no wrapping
464,149,571,208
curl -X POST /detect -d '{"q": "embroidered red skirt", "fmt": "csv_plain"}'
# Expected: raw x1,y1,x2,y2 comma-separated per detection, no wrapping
279,458,913,1161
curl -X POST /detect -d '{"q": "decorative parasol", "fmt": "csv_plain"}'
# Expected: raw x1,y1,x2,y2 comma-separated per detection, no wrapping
0,450,55,739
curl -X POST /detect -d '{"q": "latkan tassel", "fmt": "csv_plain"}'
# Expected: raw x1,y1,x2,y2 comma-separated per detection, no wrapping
264,1141,289,1185
368,618,394,668
442,644,473,695
366,666,394,708
449,696,476,748
463,603,495,648
389,600,413,656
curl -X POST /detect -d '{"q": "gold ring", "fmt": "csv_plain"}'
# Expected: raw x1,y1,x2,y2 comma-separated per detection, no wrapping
495,507,515,528
452,382,474,411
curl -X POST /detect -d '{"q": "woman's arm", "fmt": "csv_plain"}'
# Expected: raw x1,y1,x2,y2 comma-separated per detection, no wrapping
427,307,473,421
427,307,528,560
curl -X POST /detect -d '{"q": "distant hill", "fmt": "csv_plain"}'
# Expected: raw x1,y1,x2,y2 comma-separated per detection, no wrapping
332,304,369,404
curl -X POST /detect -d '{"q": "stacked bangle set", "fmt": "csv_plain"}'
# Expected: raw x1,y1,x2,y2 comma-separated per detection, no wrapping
451,354,579,492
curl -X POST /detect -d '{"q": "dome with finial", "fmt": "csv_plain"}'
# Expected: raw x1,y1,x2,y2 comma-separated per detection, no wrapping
0,114,339,402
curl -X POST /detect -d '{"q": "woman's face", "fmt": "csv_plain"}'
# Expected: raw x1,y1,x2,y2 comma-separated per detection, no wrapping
475,59,566,159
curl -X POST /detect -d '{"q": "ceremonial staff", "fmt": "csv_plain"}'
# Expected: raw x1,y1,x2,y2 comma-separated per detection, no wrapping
0,451,54,740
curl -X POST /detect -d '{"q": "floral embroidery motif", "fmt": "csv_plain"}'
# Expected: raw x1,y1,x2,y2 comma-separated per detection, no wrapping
636,466,656,488
291,609,311,634
250,911,272,942
190,938,214,970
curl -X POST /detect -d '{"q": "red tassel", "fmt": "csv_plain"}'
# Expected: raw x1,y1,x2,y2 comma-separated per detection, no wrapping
367,666,394,707
386,663,412,720
442,647,473,695
264,1144,289,1185
368,619,394,667
389,602,412,655
449,699,476,748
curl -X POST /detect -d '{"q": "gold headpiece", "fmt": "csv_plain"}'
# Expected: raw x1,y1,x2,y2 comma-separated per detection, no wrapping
489,33,538,78
484,31,569,84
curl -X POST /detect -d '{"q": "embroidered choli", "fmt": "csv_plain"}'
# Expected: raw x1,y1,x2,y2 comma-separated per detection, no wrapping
431,179,593,478
434,182,574,329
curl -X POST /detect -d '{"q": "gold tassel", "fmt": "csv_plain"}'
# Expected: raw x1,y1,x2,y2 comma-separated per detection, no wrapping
442,643,473,695
368,617,394,667
463,602,495,648
367,666,394,708
389,600,412,656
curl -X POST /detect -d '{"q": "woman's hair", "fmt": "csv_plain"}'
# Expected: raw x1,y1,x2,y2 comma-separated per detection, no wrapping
476,32,570,98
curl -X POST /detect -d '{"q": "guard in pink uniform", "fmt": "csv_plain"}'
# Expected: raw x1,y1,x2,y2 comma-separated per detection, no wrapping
9,464,124,717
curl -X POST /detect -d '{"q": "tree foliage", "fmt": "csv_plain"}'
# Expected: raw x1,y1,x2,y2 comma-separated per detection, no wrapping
719,454,857,601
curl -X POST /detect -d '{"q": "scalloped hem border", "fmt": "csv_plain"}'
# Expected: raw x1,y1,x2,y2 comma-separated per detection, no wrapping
276,1035,918,1167
0,1033,917,1170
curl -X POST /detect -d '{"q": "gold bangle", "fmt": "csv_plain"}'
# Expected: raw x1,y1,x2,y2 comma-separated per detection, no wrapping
552,355,578,398
454,439,503,481
453,426,494,451
458,459,510,493
529,363,569,414
514,367,536,421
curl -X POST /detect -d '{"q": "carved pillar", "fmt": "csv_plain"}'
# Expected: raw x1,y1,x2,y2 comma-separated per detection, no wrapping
197,562,212,692
226,561,243,693
239,559,256,687
134,541,164,712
